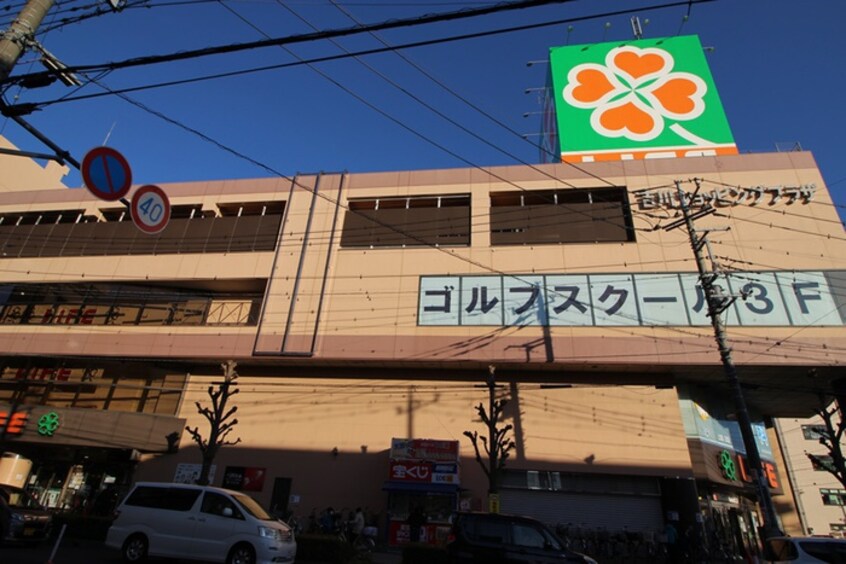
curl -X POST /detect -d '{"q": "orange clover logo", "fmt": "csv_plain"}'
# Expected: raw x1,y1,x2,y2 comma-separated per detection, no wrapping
562,45,708,143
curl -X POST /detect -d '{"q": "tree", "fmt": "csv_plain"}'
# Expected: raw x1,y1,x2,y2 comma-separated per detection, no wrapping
806,396,846,490
185,360,241,485
463,366,516,504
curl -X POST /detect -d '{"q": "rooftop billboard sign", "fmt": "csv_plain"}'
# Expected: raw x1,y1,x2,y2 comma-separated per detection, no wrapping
548,35,738,163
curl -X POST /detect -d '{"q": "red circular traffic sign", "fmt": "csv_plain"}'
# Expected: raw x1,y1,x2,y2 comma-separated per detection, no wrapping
81,146,133,201
130,185,171,235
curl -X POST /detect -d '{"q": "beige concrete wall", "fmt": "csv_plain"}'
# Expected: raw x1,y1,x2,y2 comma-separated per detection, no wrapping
0,136,69,191
136,375,692,514
775,416,846,537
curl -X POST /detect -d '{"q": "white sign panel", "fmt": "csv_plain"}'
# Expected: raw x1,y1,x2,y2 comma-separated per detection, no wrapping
418,271,844,328
174,463,216,484
636,273,689,326
590,274,639,326
776,271,842,326
461,276,503,326
547,275,593,326
727,272,791,326
419,277,459,325
503,275,546,326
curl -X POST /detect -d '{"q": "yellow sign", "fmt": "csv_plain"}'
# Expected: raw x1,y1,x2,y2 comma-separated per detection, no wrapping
488,493,500,514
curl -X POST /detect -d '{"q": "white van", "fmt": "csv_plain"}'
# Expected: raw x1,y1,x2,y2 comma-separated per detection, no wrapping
105,482,296,564
764,536,846,563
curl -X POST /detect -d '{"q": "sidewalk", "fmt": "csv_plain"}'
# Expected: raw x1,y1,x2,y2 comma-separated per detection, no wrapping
370,547,402,564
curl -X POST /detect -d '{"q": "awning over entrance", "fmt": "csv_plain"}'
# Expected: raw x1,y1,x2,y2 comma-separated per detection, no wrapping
382,482,460,494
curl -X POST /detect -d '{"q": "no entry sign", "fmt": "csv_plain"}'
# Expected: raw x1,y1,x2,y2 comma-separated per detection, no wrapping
130,185,171,234
81,147,132,201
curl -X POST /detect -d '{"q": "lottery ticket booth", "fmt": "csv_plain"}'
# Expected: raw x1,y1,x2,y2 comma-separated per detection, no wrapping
384,438,461,546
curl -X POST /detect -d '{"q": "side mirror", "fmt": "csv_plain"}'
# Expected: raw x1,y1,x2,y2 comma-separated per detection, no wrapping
222,507,233,518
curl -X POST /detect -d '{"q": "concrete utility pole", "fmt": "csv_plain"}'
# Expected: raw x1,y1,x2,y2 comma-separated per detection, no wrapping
672,179,783,539
0,0,54,83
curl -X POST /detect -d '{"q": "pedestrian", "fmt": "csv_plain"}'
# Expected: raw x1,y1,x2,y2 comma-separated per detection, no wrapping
351,507,365,542
664,521,679,563
319,507,336,534
408,504,427,543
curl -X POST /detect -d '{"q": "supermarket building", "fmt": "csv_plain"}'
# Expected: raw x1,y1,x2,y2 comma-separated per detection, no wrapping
1,135,845,549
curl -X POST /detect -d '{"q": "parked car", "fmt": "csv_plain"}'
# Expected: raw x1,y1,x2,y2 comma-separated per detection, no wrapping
105,482,296,564
0,484,53,545
763,535,846,563
446,511,597,563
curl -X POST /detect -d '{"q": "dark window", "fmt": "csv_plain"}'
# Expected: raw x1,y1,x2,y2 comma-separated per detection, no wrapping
512,523,547,548
811,455,835,472
765,538,799,561
0,203,283,258
467,517,508,544
340,195,470,248
125,486,200,511
0,281,262,328
803,425,828,440
821,489,846,506
799,540,846,562
490,187,634,245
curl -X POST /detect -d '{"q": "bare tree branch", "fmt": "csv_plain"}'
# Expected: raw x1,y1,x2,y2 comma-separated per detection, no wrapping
185,361,242,485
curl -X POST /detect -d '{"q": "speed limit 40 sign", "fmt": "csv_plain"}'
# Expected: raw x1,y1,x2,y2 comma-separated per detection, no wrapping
130,185,171,234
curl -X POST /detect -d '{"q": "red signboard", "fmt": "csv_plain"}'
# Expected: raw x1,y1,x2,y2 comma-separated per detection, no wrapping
390,438,459,462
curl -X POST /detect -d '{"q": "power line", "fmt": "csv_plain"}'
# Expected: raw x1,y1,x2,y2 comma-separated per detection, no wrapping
4,0,578,85
3,0,714,88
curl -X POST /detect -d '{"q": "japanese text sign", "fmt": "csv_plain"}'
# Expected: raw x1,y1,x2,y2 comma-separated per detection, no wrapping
390,438,460,462
548,35,738,163
418,271,844,328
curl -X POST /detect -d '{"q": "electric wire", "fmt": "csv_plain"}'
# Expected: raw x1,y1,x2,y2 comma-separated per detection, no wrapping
3,0,714,89
3,3,844,400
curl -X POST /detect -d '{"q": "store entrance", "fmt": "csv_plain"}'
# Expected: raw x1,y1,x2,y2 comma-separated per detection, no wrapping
1,444,135,516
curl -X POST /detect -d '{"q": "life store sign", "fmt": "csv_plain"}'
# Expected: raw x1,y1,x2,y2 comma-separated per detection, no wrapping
418,270,845,328
549,35,738,163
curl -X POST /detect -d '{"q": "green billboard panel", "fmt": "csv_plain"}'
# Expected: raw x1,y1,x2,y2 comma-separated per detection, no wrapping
549,35,737,163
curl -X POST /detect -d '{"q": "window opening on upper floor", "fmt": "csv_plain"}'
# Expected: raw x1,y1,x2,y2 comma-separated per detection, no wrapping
489,187,635,245
340,194,470,248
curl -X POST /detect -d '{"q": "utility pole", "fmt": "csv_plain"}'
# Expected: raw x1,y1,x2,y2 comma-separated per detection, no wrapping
670,178,783,539
0,0,55,82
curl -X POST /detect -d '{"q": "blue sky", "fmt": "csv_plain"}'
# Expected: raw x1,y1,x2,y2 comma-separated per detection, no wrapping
1,0,844,215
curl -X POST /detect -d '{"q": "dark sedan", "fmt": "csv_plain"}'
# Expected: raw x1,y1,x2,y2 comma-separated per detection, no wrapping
0,485,53,545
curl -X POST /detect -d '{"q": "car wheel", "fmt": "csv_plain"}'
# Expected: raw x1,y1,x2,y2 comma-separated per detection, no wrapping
227,542,256,564
121,533,148,563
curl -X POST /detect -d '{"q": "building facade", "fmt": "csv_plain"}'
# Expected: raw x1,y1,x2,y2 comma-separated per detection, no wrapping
775,415,846,538
1,140,844,553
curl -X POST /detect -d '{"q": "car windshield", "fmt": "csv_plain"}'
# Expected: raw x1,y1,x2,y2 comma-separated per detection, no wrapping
231,492,272,520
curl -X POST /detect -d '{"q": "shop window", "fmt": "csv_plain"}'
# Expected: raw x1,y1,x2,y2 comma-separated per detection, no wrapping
820,488,846,506
803,424,828,440
490,187,634,245
0,365,184,415
0,282,261,328
340,195,470,248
